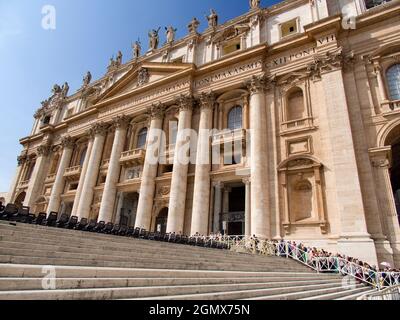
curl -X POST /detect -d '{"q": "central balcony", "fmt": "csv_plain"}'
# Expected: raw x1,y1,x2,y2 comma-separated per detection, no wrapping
18,180,30,189
64,166,82,181
45,173,57,183
381,100,400,114
120,149,146,167
212,129,247,147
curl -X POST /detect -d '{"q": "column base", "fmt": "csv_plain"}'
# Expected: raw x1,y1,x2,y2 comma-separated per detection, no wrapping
337,234,378,267
390,241,400,269
373,238,395,267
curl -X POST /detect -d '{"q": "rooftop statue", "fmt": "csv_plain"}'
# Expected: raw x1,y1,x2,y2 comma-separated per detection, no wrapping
165,26,177,44
132,40,141,59
188,17,200,34
148,27,161,51
206,9,218,29
250,0,261,9
61,82,69,98
83,71,92,87
116,50,123,65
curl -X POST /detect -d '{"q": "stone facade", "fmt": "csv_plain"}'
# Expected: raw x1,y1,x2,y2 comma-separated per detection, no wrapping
7,0,400,267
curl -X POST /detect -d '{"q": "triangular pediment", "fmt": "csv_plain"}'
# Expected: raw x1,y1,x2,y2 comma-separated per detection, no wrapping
96,62,194,104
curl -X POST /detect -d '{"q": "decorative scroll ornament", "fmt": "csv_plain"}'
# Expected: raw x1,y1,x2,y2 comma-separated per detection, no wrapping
60,136,75,149
371,158,390,168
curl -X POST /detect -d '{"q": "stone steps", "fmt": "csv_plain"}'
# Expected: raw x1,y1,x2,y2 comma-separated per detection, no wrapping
0,221,374,300
0,277,340,291
0,222,285,263
0,264,323,279
0,281,346,300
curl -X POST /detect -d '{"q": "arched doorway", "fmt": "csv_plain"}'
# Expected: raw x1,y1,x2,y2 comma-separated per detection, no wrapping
390,140,400,225
155,208,168,234
14,192,26,209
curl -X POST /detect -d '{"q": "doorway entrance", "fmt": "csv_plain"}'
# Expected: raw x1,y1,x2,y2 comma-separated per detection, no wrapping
155,208,168,234
220,185,245,235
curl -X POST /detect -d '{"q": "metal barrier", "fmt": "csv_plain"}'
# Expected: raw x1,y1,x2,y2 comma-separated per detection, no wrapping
359,285,400,300
200,235,400,291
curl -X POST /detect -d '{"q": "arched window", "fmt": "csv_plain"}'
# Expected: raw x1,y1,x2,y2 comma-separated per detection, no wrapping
169,119,178,145
227,106,243,130
387,64,400,101
79,147,87,167
137,128,148,149
287,88,306,121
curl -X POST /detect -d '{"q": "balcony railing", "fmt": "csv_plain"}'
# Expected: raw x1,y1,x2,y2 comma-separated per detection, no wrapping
45,173,56,183
163,144,176,164
120,149,146,167
365,0,392,10
212,129,246,147
63,166,82,180
101,159,110,169
18,180,30,189
381,100,400,113
281,117,314,132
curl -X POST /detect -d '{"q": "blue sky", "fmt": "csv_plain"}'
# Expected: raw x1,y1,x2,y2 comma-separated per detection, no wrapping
0,0,280,192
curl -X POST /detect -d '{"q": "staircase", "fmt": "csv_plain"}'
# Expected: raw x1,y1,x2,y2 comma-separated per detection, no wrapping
0,221,375,300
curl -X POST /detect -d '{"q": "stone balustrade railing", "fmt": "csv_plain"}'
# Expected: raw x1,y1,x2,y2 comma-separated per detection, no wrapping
119,149,146,166
212,129,246,146
281,117,314,132
63,166,82,180
381,99,400,113
18,180,30,189
45,173,56,183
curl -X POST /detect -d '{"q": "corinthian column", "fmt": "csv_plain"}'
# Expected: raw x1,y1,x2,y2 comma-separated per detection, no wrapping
191,92,215,236
247,75,271,239
135,103,165,230
312,49,377,265
167,95,194,234
98,115,130,223
47,136,75,214
71,135,94,216
24,144,52,209
76,123,108,219
7,153,28,203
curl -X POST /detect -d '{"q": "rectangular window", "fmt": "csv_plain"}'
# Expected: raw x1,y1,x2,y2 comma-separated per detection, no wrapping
280,18,299,39
223,41,241,56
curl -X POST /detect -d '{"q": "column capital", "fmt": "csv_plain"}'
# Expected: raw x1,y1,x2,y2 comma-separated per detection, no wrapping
245,74,276,95
212,181,224,189
176,94,194,112
89,122,108,137
60,136,75,149
112,115,130,129
242,177,251,185
198,91,216,111
17,154,28,166
149,102,165,120
37,144,52,157
307,48,355,76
